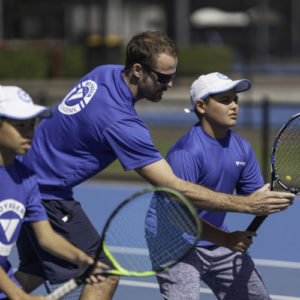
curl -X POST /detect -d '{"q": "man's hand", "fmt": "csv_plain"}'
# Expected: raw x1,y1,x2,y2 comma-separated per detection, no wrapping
246,183,295,215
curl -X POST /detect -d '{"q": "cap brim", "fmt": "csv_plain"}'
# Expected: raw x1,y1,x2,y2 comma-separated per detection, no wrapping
201,78,251,100
233,79,251,93
0,103,52,119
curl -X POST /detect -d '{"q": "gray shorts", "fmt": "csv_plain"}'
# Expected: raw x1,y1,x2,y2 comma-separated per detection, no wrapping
156,246,270,300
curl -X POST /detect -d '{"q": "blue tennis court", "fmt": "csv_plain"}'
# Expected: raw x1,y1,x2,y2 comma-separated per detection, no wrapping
10,181,300,299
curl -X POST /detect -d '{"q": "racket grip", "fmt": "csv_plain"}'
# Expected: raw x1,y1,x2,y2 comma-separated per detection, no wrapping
246,215,267,232
46,278,79,299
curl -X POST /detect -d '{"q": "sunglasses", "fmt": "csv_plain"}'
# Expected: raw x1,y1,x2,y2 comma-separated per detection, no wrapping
141,64,176,84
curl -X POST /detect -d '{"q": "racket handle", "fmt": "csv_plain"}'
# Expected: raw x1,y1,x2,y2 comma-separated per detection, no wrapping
46,278,80,299
246,215,267,232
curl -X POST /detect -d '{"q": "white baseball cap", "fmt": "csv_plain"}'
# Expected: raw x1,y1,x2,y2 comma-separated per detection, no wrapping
0,85,52,119
184,72,251,113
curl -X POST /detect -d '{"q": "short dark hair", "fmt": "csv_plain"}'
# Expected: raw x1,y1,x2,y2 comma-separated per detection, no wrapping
124,31,177,74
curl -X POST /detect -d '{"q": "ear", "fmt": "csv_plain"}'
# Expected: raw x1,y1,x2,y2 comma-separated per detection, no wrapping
195,99,206,116
132,63,143,79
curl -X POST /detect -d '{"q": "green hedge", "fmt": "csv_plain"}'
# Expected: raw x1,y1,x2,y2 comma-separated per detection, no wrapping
0,48,50,78
62,45,86,77
177,43,233,75
0,43,233,78
0,45,88,78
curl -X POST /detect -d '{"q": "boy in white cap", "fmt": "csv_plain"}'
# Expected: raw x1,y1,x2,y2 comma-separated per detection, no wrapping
0,86,106,300
155,72,271,299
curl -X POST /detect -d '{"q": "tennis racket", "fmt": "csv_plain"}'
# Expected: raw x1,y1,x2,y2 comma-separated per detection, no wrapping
247,112,300,232
46,186,201,299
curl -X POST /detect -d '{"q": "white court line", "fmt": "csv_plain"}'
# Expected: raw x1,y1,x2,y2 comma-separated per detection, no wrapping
119,279,300,300
110,246,149,255
253,258,300,269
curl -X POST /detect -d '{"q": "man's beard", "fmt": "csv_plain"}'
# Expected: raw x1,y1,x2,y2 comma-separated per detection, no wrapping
149,88,166,102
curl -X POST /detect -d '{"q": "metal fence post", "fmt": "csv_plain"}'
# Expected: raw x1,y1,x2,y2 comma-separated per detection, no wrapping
262,98,270,182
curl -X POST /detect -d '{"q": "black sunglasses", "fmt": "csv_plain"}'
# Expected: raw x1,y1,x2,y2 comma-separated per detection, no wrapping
141,64,176,84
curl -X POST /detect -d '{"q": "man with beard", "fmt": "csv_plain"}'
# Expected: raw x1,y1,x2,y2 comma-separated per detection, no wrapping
15,31,294,299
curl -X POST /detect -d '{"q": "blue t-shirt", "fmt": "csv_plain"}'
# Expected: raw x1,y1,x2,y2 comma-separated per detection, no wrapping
21,65,162,200
166,123,263,246
0,160,48,299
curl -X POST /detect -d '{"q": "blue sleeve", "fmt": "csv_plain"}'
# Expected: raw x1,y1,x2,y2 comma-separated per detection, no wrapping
236,146,264,195
24,173,48,223
167,150,200,183
103,119,163,171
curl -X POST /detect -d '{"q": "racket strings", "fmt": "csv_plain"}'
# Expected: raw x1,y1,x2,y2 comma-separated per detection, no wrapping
149,196,198,270
45,187,200,299
104,197,152,273
104,191,199,273
275,117,300,191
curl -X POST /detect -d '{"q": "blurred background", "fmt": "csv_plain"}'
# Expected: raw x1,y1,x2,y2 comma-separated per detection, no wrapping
1,0,300,182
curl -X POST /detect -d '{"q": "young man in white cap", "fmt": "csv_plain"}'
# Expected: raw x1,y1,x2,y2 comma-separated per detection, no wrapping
0,86,106,300
154,72,272,300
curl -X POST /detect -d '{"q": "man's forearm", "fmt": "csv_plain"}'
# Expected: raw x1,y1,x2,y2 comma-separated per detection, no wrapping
136,159,294,216
176,180,251,213
136,160,249,212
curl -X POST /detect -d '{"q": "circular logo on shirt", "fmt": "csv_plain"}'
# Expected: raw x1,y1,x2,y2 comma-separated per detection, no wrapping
0,199,25,257
58,80,98,115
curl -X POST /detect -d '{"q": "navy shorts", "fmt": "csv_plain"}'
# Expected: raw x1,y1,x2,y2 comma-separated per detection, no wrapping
17,199,111,284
